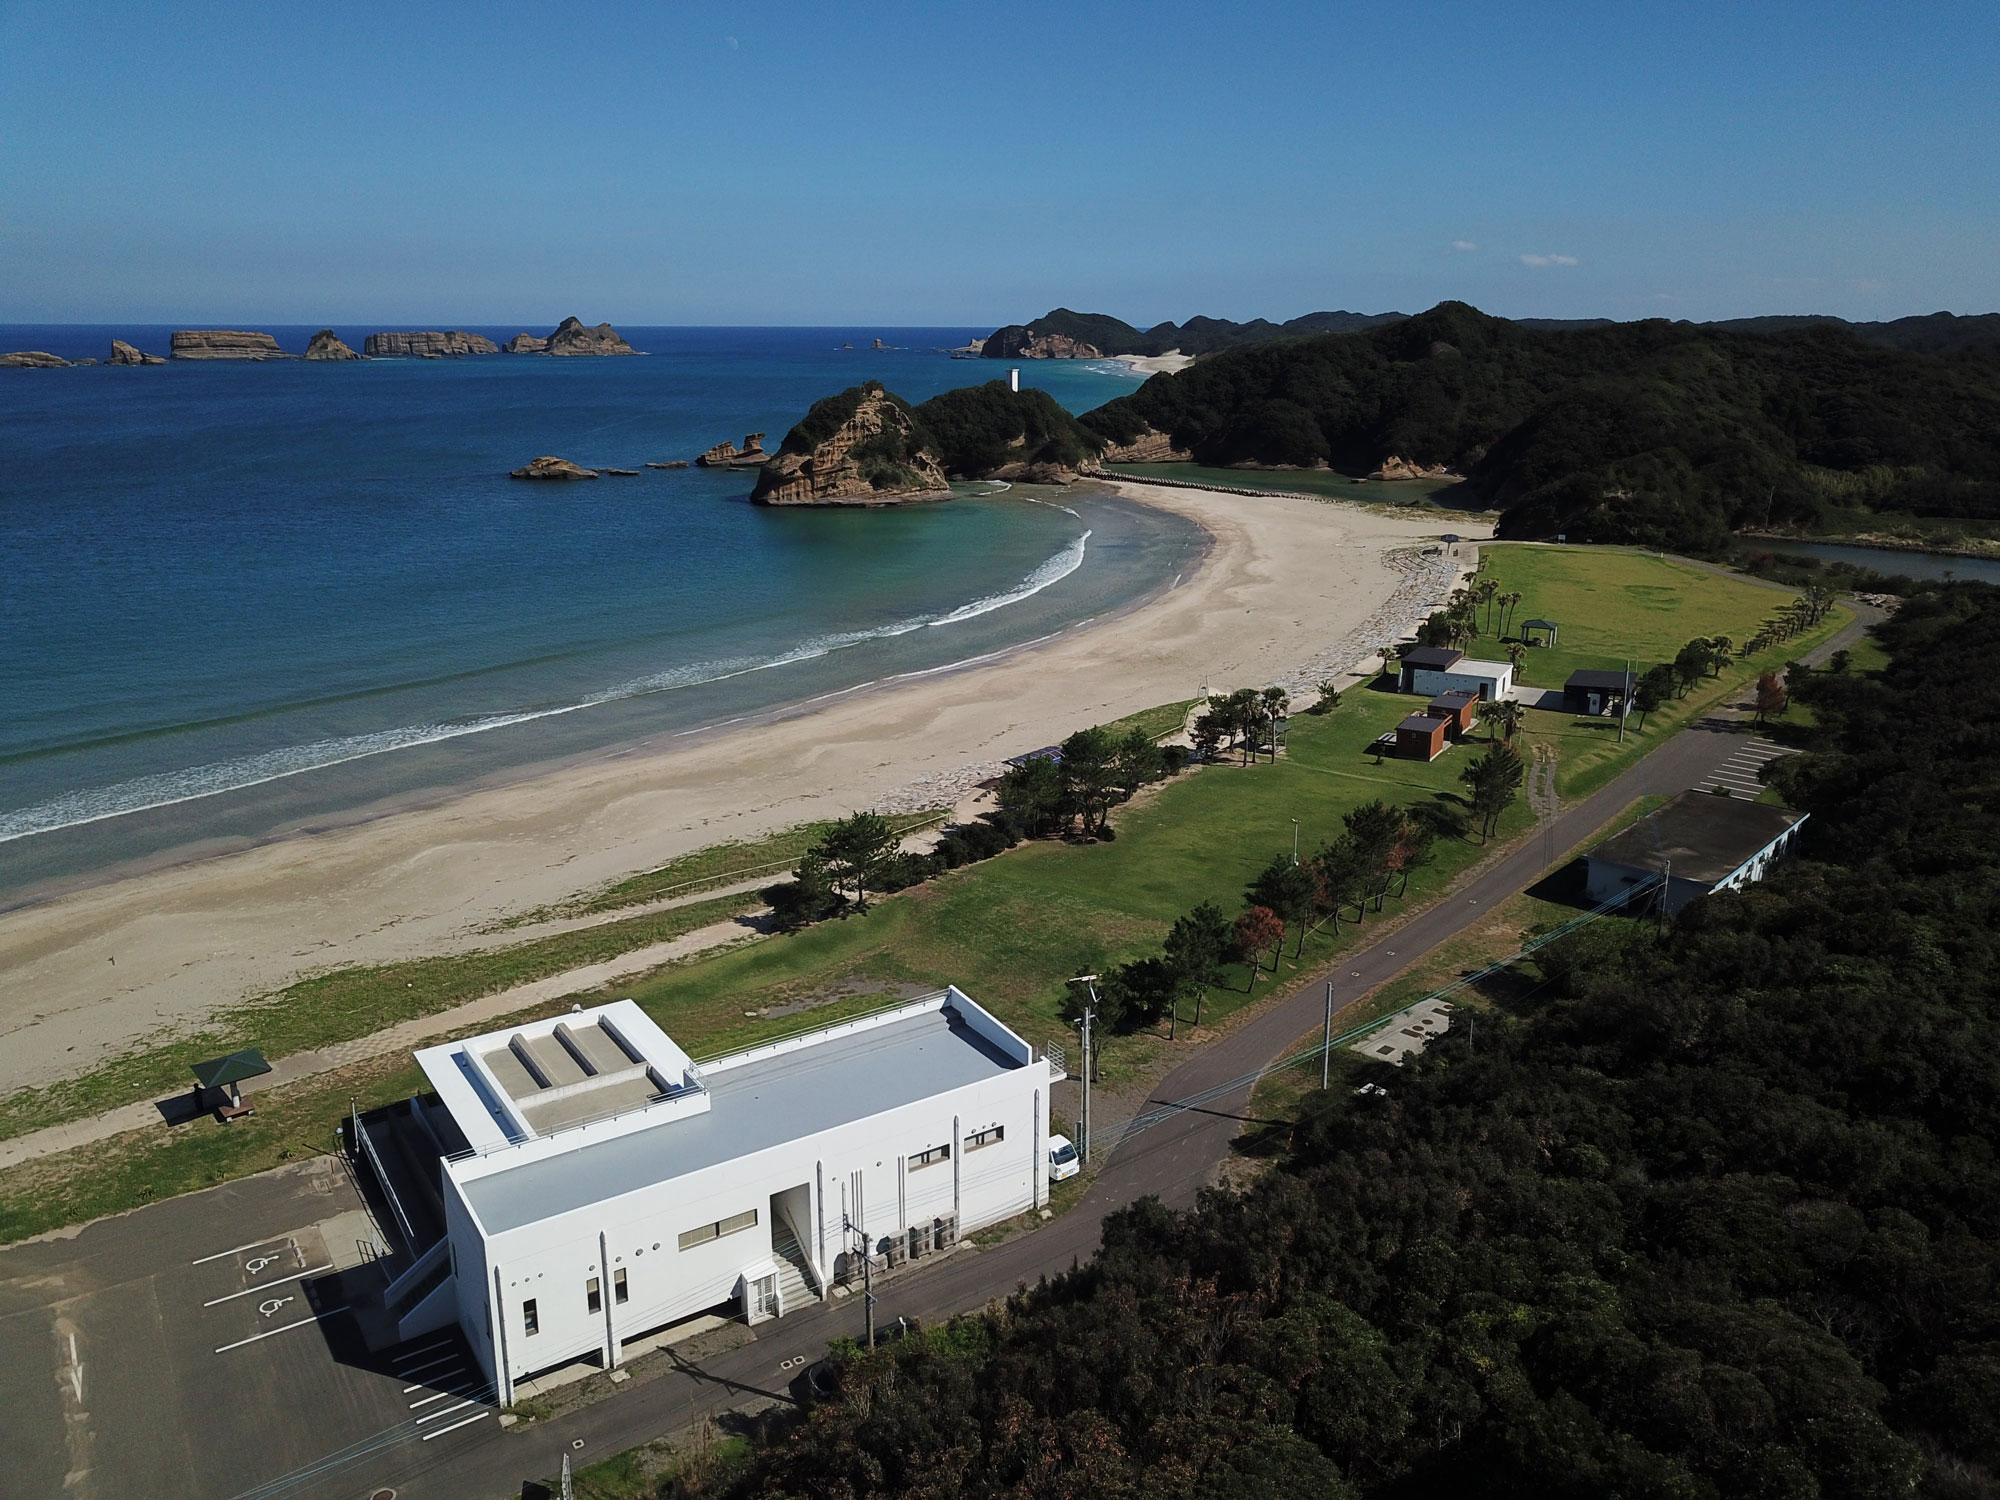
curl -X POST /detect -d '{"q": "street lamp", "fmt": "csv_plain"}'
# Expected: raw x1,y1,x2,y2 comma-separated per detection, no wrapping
1064,975,1098,1164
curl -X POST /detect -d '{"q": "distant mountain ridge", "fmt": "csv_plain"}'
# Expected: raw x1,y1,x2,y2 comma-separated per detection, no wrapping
983,306,2000,360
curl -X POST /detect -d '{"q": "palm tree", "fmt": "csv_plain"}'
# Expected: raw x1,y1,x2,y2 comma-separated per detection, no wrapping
1489,700,1524,741
1506,642,1527,673
1477,579,1500,634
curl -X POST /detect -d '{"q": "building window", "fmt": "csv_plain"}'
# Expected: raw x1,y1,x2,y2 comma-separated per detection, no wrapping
522,1298,539,1336
965,1124,1005,1151
911,1143,951,1169
586,1276,601,1314
678,1207,759,1251
614,1268,629,1304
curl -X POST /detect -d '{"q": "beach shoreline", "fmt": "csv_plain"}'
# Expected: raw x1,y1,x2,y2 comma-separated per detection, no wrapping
1106,350,1195,376
0,481,1484,1094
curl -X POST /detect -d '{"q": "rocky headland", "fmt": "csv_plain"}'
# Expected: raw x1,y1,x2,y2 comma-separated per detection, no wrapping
304,329,362,361
750,382,951,506
107,339,168,365
695,433,769,467
509,456,599,481
1366,455,1458,481
362,330,497,358
1093,423,1192,464
171,329,291,360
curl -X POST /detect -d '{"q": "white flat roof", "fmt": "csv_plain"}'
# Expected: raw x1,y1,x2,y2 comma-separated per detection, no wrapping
447,989,1032,1236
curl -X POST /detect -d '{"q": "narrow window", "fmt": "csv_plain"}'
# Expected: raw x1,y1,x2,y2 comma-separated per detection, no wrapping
965,1124,1005,1151
679,1208,759,1251
911,1143,951,1169
614,1268,629,1304
586,1276,601,1314
522,1298,539,1336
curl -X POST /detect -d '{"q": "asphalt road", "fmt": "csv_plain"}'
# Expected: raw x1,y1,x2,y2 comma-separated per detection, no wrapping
7,615,1872,1500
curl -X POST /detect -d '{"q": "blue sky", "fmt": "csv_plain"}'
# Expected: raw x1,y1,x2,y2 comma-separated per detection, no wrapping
2,0,1993,325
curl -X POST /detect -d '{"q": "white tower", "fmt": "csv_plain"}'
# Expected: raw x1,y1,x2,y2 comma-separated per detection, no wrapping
1009,367,1019,392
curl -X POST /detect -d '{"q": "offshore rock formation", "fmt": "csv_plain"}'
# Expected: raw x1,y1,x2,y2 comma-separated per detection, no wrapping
1007,332,1101,360
751,382,950,506
1367,455,1457,481
362,330,497,358
1,350,71,367
1094,424,1191,464
509,456,599,481
107,339,167,365
545,317,636,356
502,332,549,354
171,329,290,360
304,330,363,361
695,433,769,467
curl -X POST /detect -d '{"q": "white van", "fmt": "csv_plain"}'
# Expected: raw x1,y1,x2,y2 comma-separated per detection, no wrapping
1048,1133,1080,1183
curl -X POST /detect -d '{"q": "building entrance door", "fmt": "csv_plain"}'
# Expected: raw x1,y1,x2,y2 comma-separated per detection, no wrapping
754,1273,778,1320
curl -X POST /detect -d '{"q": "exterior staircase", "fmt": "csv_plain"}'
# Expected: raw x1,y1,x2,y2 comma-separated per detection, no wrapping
771,1222,821,1315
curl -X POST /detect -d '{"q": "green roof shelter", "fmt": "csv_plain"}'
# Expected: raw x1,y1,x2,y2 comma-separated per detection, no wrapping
191,1048,271,1116
1521,618,1559,647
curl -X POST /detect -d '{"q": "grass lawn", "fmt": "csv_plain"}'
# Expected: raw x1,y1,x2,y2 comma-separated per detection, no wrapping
1105,463,1478,511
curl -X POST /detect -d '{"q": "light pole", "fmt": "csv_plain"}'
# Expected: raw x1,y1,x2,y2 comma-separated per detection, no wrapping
1291,818,1301,864
842,1215,876,1348
1065,975,1098,1164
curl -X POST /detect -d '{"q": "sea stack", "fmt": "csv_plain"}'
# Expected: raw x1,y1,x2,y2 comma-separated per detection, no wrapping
303,329,363,361
171,330,290,360
750,382,951,506
362,330,499,358
545,317,636,356
694,433,769,467
502,332,549,354
509,456,599,481
107,339,168,365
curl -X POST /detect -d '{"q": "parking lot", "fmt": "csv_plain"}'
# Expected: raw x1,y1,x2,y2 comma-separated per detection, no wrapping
0,1155,495,1500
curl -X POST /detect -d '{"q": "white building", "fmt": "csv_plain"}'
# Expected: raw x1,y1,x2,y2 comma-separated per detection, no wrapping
1396,646,1514,701
1582,791,1808,916
383,989,1052,1404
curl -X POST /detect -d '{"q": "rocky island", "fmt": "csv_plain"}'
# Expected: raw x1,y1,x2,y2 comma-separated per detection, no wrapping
509,456,599,481
362,330,497,358
750,382,951,506
107,339,168,365
502,332,548,354
170,329,291,360
695,433,769,467
497,318,635,356
304,330,362,361
0,349,74,368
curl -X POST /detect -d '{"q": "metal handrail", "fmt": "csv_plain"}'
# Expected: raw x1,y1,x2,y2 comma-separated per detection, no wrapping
350,1100,417,1253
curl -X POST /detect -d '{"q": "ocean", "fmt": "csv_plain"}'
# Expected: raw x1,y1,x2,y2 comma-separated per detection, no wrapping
0,326,1200,900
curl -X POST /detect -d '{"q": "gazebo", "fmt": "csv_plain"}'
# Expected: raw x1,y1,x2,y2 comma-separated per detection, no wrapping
191,1048,272,1122
1521,618,1559,647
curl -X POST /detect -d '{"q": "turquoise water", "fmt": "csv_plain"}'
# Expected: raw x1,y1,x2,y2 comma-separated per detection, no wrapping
1752,539,2000,586
0,327,1190,896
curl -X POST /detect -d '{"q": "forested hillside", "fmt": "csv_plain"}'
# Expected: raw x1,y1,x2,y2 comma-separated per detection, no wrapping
983,306,1405,359
1079,302,2000,551
720,587,2000,1500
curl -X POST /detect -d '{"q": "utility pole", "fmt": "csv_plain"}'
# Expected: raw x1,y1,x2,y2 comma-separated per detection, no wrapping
1066,975,1098,1164
1291,818,1301,864
844,1216,876,1348
1618,659,1631,743
1321,978,1334,1089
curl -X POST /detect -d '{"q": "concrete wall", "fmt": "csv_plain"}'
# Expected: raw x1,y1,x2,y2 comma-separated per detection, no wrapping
1410,663,1512,700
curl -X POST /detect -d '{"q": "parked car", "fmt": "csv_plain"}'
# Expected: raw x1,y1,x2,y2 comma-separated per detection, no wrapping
1047,1133,1080,1183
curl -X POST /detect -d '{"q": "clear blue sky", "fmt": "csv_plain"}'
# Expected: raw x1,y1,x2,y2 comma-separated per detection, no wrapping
2,0,1993,325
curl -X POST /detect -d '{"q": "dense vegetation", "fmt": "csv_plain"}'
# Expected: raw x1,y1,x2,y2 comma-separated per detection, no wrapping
718,587,2000,1500
1078,302,2000,552
983,307,1406,359
912,382,1108,475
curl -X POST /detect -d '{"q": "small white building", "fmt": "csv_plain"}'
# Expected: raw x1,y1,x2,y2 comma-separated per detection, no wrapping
1582,791,1808,916
1397,646,1514,701
387,990,1052,1404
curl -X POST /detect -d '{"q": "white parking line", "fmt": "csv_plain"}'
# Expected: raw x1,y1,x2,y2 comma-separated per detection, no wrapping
392,1337,455,1365
410,1387,466,1409
420,1410,490,1441
399,1356,460,1384
213,1306,348,1354
191,1236,291,1266
202,1266,332,1306
416,1398,477,1426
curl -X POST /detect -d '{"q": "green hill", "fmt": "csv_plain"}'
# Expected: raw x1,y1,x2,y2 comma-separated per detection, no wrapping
913,381,1106,475
1078,301,2000,550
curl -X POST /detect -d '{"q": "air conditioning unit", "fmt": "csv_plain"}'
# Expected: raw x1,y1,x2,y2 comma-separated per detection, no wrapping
934,1213,958,1250
886,1235,908,1268
909,1225,928,1258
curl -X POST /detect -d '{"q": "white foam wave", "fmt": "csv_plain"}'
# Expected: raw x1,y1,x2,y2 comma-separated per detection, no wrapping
0,531,1093,844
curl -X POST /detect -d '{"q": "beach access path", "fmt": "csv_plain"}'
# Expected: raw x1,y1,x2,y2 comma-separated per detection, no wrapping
0,483,1480,1094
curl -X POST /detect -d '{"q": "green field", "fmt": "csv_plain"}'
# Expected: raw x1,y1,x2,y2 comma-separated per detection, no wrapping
1105,463,1476,510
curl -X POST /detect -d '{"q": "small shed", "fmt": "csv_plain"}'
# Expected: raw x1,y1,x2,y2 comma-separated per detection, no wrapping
1583,791,1808,915
1564,668,1633,716
1426,688,1481,734
1396,712,1449,761
1521,618,1559,647
1397,645,1463,693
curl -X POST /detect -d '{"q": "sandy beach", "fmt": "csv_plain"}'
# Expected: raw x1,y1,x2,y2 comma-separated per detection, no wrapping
1108,350,1196,375
0,482,1485,1093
